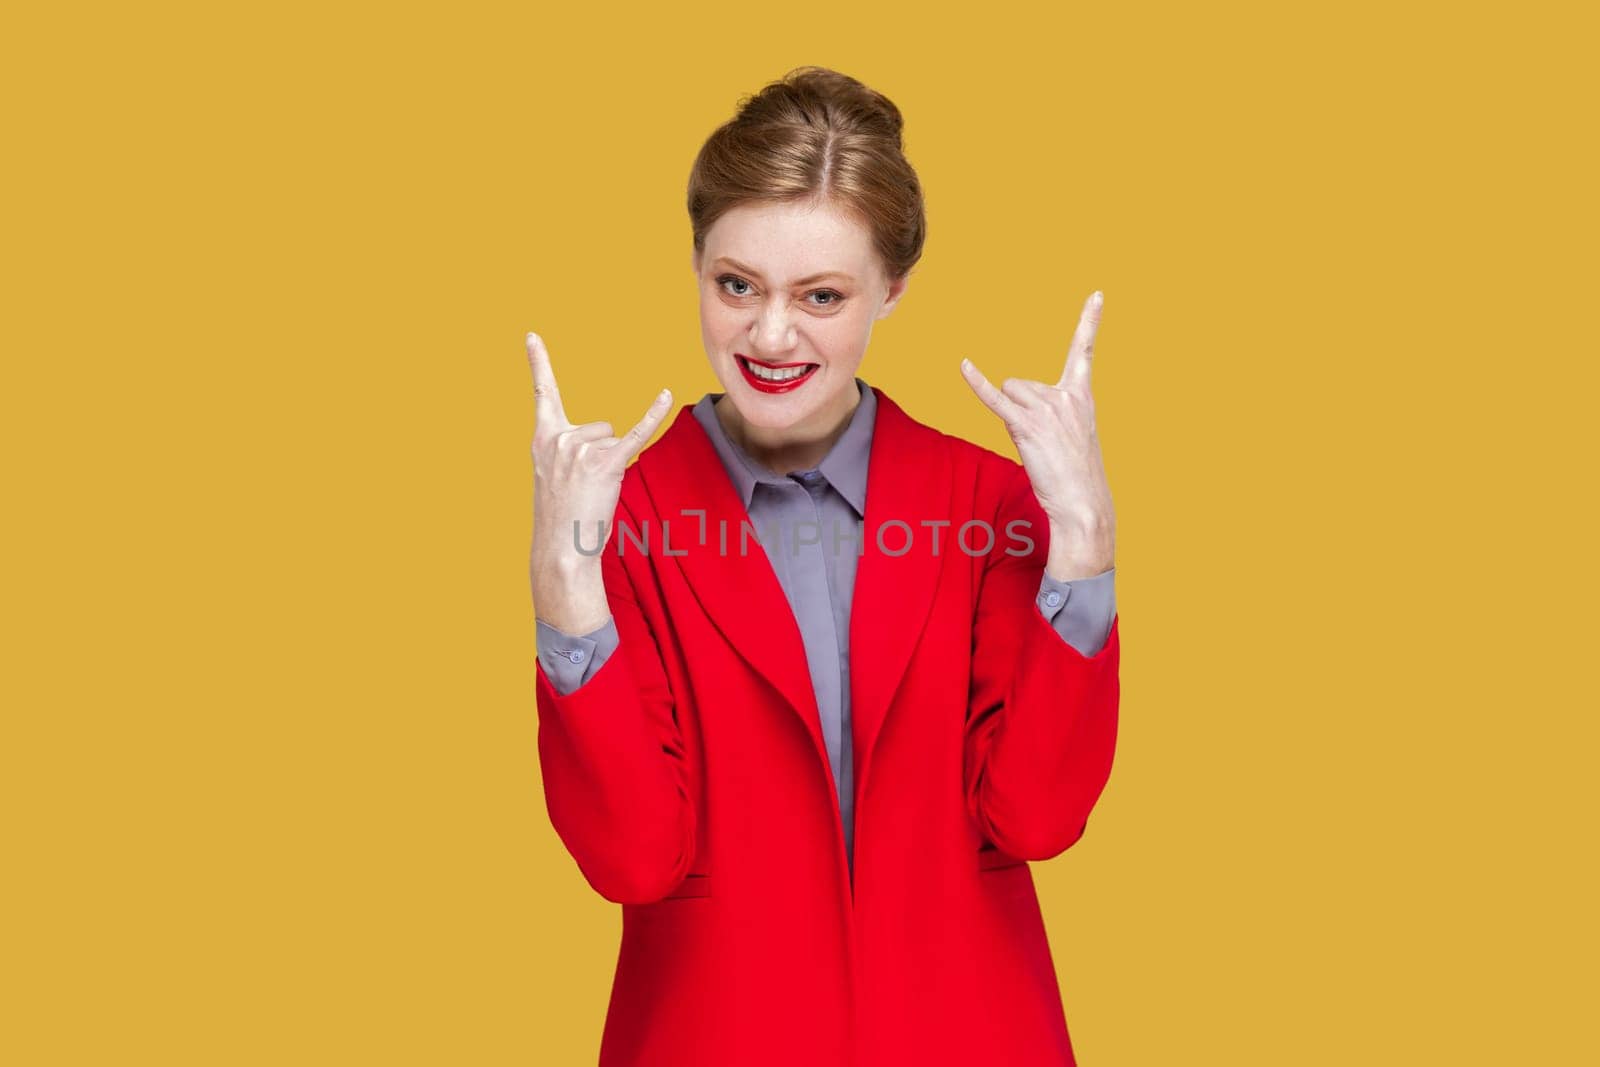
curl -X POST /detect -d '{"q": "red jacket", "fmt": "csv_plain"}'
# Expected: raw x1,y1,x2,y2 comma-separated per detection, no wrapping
534,386,1122,1066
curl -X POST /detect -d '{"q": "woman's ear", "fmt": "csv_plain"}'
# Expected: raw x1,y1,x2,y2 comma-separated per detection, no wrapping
690,248,702,277
876,273,910,320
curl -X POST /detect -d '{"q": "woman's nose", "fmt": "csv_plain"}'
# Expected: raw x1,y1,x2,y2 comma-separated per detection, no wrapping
750,303,798,354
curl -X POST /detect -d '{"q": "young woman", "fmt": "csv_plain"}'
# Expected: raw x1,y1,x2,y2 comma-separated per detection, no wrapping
528,66,1120,1067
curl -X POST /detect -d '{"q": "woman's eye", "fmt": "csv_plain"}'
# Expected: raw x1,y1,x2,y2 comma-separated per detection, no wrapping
716,274,844,309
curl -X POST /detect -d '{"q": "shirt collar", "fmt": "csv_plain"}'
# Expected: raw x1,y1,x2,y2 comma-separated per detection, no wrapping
690,377,876,517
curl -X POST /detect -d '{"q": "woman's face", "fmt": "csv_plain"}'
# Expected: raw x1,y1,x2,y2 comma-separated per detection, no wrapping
692,198,908,442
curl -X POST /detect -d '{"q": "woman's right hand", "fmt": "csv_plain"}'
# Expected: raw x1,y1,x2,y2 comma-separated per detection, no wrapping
527,331,673,634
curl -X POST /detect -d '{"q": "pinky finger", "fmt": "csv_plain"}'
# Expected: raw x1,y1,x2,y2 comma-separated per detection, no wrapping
606,388,674,463
960,358,1025,429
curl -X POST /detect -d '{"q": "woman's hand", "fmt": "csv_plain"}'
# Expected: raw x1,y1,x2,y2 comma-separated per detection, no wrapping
528,331,672,633
959,291,1115,582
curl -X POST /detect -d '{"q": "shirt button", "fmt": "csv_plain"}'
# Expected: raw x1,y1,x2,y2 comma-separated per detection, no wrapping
1043,590,1063,609
569,649,586,664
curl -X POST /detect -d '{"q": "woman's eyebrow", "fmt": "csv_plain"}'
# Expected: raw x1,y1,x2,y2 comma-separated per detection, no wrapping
712,256,854,286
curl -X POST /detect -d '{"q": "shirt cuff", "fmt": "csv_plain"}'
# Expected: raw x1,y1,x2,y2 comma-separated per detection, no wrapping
1035,567,1116,658
536,616,621,696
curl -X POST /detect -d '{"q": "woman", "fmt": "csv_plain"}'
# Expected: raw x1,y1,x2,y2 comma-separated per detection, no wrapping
528,67,1120,1067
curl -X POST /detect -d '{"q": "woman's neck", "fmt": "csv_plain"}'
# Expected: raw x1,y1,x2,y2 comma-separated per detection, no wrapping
715,386,860,476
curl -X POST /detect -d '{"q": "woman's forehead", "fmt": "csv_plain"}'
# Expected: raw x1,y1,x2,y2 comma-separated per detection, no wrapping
705,201,878,283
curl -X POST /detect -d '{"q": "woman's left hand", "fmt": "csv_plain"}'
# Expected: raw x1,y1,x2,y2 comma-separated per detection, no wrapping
960,291,1116,582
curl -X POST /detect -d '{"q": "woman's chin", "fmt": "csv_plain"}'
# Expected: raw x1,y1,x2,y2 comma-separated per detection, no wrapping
727,375,835,427
726,397,809,433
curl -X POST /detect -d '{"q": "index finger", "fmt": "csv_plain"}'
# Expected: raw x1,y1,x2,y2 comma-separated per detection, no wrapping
1057,290,1103,389
526,332,570,430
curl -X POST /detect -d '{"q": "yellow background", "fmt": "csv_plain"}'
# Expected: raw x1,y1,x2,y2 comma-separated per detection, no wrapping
5,1,1595,1063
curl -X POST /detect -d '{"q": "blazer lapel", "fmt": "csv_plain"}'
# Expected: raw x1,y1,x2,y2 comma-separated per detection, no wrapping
848,389,950,803
635,406,829,768
632,390,951,806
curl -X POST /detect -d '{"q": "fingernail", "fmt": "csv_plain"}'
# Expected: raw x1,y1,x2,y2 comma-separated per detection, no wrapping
961,358,971,369
658,389,670,402
1091,291,1103,305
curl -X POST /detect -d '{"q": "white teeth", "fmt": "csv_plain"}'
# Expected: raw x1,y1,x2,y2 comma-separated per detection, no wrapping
744,358,811,382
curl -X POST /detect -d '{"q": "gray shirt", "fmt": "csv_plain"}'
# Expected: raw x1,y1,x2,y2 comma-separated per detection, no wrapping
535,377,1116,870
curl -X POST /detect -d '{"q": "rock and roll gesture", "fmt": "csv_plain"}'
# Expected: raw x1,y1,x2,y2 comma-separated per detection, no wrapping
959,291,1116,582
527,331,673,632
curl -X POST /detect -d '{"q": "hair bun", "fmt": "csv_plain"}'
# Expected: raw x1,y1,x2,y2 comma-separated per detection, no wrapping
742,66,905,147
688,66,926,281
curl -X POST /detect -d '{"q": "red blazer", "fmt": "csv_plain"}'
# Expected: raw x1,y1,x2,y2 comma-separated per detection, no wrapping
534,385,1122,1066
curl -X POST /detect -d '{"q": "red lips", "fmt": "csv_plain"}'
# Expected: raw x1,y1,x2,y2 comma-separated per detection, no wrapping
737,354,819,394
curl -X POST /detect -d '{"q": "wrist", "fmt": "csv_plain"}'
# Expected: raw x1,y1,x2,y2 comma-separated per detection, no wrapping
533,549,603,579
530,554,608,634
537,606,613,636
1044,515,1114,581
1044,555,1114,582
